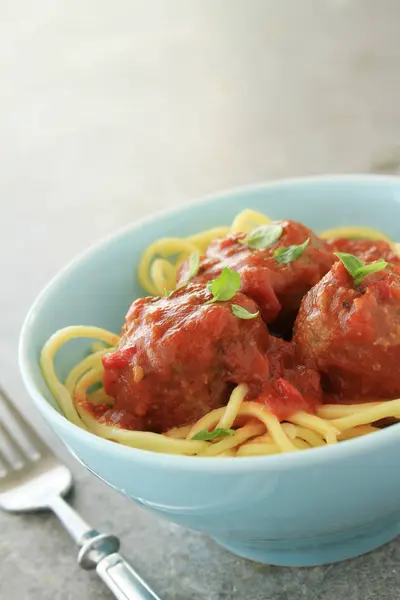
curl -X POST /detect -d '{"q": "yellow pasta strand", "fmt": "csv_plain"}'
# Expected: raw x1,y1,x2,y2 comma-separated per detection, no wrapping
291,426,326,448
236,443,280,457
330,400,400,431
186,227,230,252
292,438,312,450
77,405,210,455
165,424,193,439
338,425,380,440
237,403,298,452
231,209,272,234
150,259,177,294
215,449,236,457
65,349,109,393
74,366,104,402
89,388,114,406
319,226,391,242
199,423,265,457
40,326,120,429
138,238,198,295
289,412,340,444
316,402,382,420
187,407,227,440
217,384,248,429
281,423,298,439
246,433,275,445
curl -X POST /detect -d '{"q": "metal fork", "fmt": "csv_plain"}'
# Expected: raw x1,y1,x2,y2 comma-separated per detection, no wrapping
0,385,162,600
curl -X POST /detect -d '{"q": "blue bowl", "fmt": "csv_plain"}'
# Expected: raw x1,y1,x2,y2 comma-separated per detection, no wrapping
19,175,400,566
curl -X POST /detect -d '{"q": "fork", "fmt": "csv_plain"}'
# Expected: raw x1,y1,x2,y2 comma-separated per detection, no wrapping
0,385,162,600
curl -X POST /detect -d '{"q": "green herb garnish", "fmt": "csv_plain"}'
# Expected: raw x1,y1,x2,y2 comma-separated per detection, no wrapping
205,270,259,318
231,304,259,319
353,262,388,284
241,224,283,250
192,428,236,441
206,267,241,304
274,238,310,264
334,253,363,274
335,252,388,286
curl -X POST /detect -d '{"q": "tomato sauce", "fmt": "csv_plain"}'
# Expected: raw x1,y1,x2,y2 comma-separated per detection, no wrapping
251,338,322,420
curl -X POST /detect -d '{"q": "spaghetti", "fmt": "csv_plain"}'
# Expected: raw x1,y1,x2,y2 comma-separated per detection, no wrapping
40,210,400,457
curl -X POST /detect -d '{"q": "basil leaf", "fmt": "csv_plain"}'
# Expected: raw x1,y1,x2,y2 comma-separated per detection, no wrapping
231,304,259,320
334,252,364,277
274,238,310,264
335,252,388,285
354,260,388,285
192,428,236,441
206,267,241,304
242,224,283,250
187,251,200,281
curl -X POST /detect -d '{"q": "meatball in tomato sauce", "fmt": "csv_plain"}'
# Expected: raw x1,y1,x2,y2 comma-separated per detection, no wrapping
102,284,270,432
326,238,400,264
293,260,400,398
178,220,334,324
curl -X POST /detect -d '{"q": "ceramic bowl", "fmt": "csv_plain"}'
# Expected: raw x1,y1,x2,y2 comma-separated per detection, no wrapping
20,175,400,566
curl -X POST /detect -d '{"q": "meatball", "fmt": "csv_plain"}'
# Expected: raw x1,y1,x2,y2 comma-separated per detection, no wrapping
325,238,400,264
293,260,400,398
102,284,271,432
178,220,334,324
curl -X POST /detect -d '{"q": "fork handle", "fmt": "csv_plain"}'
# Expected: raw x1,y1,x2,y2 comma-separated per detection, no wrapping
78,534,162,600
48,495,162,600
96,553,162,600
47,494,93,543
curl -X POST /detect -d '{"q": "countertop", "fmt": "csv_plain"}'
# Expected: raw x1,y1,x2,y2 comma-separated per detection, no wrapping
1,1,400,598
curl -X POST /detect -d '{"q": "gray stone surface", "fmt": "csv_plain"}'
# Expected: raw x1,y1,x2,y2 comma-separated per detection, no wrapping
1,0,400,598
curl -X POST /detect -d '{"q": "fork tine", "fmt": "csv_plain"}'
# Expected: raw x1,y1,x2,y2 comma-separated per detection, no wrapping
0,385,42,461
0,446,14,475
0,421,26,469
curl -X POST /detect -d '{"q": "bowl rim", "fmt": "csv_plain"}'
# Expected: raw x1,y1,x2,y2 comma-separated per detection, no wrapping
19,174,400,473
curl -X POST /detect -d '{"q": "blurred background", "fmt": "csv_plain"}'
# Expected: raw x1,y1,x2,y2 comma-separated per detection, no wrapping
1,1,400,598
